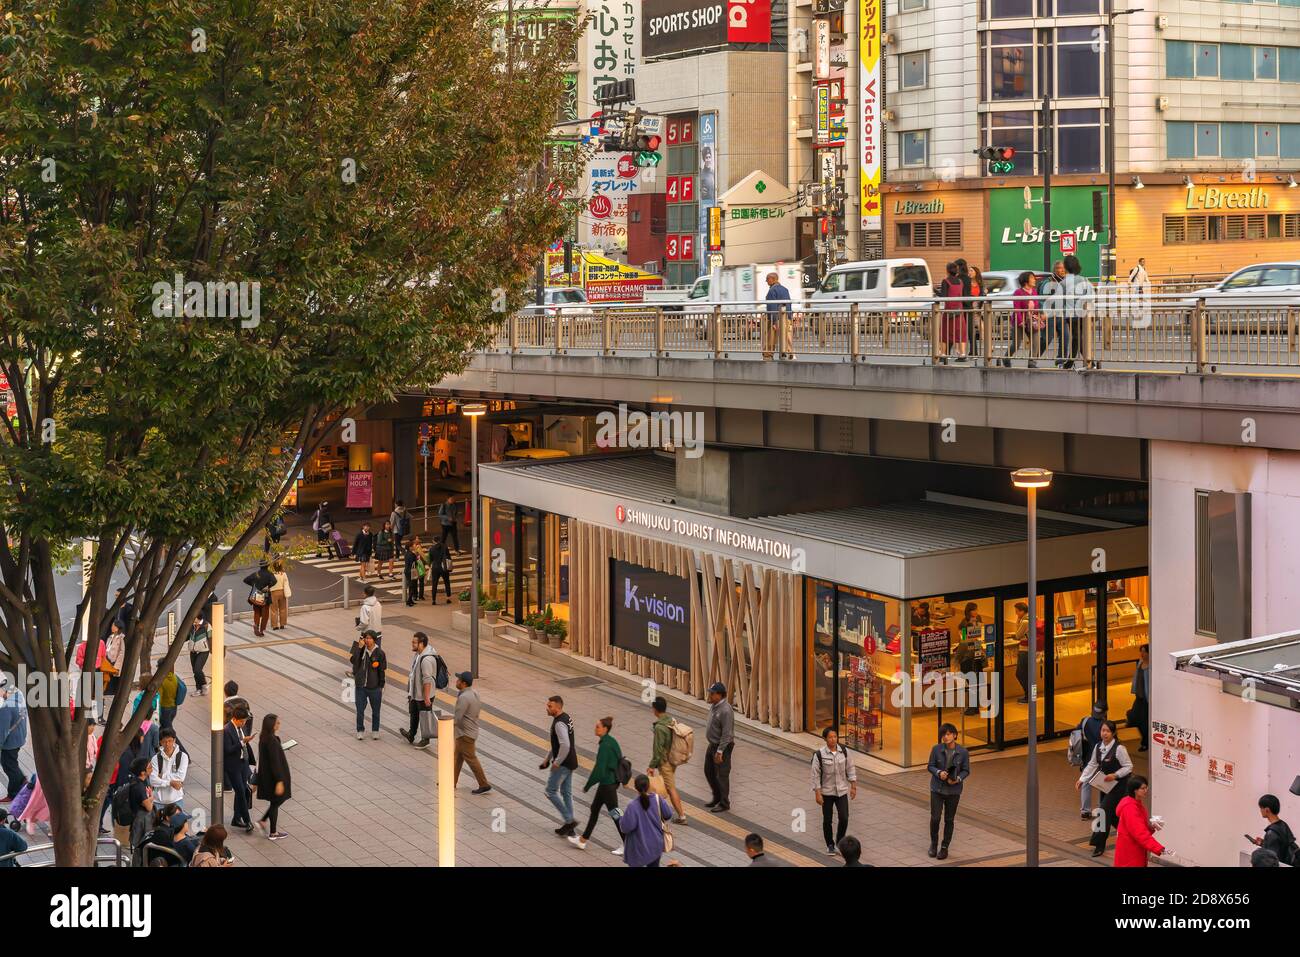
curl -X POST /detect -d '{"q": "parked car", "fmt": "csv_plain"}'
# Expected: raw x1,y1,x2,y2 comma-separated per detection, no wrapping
1184,263,1300,304
809,258,933,307
980,269,1054,300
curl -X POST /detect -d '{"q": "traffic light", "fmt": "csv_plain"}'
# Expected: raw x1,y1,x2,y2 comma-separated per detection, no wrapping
633,132,661,167
977,145,1017,174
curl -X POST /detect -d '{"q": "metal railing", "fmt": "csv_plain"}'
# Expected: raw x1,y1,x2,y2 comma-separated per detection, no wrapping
492,295,1300,373
0,836,125,867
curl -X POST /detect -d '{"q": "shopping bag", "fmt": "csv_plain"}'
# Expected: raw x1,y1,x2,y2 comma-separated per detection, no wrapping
418,706,437,741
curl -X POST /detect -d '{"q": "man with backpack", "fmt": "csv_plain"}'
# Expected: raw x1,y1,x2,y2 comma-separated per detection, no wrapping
1069,702,1107,819
454,672,492,795
437,496,461,553
112,757,154,856
147,727,190,811
1252,793,1298,866
648,696,689,825
401,632,443,749
391,500,411,554
156,659,186,732
811,727,858,856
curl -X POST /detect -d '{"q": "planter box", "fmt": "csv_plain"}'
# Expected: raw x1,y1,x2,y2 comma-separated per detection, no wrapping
485,610,501,624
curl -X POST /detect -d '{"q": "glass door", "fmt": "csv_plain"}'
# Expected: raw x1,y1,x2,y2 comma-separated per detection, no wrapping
1049,587,1098,735
517,508,542,623
1000,595,1046,743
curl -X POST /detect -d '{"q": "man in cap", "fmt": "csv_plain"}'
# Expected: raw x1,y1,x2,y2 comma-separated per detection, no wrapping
705,681,735,813
1076,702,1107,819
454,672,491,794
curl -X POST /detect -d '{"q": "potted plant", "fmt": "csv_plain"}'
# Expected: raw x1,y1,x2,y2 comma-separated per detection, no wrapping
524,612,544,641
483,597,504,624
544,617,568,647
456,588,472,610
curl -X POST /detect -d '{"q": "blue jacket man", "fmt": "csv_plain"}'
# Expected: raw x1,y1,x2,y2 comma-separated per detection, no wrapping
763,272,792,356
0,679,28,800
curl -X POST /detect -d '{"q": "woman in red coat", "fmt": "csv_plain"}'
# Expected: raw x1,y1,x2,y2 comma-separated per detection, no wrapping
1113,775,1167,867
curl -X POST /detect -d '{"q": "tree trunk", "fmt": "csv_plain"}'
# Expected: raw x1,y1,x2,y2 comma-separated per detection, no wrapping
38,741,101,867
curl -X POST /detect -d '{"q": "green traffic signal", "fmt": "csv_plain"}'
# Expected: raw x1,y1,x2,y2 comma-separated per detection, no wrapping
635,150,662,168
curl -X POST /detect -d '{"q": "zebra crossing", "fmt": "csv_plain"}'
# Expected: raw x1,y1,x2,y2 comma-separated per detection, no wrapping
293,549,476,602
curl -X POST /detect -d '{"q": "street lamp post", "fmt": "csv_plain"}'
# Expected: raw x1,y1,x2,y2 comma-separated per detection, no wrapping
1012,466,1053,867
1105,7,1144,278
209,601,225,826
463,402,488,679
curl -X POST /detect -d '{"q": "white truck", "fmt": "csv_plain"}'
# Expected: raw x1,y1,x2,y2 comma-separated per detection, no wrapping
674,262,808,312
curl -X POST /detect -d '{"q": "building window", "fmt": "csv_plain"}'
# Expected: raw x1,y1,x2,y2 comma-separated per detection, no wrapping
1056,27,1101,98
1256,46,1278,79
1196,122,1220,157
900,130,928,167
988,0,1032,15
1055,0,1101,12
987,29,1034,100
1222,122,1254,159
1163,213,1300,245
1221,43,1254,80
1283,124,1300,157
1195,43,1220,78
985,110,1038,174
1057,108,1102,173
1166,40,1194,78
900,51,928,90
896,220,962,248
901,0,927,10
1195,490,1215,638
1283,47,1300,82
1166,121,1195,159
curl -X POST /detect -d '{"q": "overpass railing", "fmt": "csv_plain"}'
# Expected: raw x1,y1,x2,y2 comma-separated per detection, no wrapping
489,295,1300,373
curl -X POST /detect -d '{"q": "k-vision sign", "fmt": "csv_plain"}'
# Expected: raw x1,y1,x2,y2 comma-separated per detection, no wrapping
609,559,692,670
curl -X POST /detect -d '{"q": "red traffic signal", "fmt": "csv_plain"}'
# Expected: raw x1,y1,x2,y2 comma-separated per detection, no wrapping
636,133,662,152
998,147,1016,160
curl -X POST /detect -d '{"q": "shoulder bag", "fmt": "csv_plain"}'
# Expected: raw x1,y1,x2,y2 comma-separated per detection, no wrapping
657,795,674,853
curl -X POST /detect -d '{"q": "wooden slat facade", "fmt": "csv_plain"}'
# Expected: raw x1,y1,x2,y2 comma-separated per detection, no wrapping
569,519,803,732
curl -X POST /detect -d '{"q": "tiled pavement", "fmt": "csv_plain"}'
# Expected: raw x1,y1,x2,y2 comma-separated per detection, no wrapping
14,595,1098,867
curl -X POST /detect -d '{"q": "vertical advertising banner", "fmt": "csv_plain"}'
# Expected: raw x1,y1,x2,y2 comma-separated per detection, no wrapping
699,110,718,265
582,0,639,253
859,0,882,230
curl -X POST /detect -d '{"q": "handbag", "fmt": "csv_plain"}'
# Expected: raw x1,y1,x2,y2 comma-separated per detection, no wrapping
657,795,674,853
418,705,437,741
249,587,268,607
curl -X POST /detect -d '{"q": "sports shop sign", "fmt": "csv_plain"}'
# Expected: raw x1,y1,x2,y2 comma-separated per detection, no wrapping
615,503,796,562
643,0,772,58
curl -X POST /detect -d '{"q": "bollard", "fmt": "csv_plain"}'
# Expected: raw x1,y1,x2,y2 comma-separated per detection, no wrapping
438,711,455,866
343,576,350,610
223,589,232,619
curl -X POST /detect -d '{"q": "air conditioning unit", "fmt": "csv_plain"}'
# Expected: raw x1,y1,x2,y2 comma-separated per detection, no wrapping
1155,14,1168,30
1156,95,1169,112
882,108,897,122
883,32,896,47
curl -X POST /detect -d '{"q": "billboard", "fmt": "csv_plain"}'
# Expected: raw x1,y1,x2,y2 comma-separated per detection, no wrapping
988,186,1102,277
859,0,882,230
643,0,771,58
609,559,692,671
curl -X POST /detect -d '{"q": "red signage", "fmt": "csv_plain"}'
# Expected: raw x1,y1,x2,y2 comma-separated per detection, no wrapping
346,471,374,510
666,119,680,145
665,235,681,261
727,0,772,43
666,175,681,202
679,234,696,261
589,194,613,219
679,175,695,202
1060,232,1077,254
616,154,637,178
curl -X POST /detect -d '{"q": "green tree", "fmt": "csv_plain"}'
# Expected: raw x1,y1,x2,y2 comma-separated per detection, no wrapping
0,0,577,865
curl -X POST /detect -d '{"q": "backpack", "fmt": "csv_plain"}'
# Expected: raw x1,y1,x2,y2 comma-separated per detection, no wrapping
111,782,135,827
433,654,450,691
173,675,188,707
667,719,694,767
398,513,411,536
1067,720,1088,767
615,753,633,787
1271,822,1300,867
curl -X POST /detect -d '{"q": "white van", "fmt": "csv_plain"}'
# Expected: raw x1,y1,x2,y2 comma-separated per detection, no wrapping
810,258,933,307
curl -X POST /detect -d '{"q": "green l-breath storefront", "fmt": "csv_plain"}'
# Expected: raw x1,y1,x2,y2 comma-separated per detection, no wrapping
988,186,1103,277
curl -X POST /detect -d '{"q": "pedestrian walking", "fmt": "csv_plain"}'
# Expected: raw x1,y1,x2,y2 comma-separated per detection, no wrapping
391,499,411,554
811,727,858,856
131,674,161,757
353,522,375,581
0,675,28,801
1113,776,1170,867
1005,271,1045,367
312,502,334,558
1071,702,1107,819
100,727,145,833
243,559,275,637
0,809,27,866
375,520,397,580
99,620,126,724
1251,794,1299,866
188,612,211,697
1077,719,1133,857
763,271,793,359
540,695,579,836
1056,254,1094,369
269,557,291,630
1128,257,1152,329
648,697,689,825
437,496,461,553
967,264,985,354
939,262,968,362
926,722,970,860
255,714,292,841
1129,644,1151,752
349,630,386,740
428,537,453,605
223,704,255,833
262,511,286,555
147,728,190,812
744,832,775,865
618,774,673,868
401,632,438,748
569,716,624,852
155,662,184,736
356,584,383,641
704,681,735,813
453,672,492,793
115,757,155,864
1012,601,1031,703
1040,260,1067,363
404,537,427,606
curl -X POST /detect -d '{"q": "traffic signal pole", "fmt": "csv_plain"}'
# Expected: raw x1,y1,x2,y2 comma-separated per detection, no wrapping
1041,94,1053,273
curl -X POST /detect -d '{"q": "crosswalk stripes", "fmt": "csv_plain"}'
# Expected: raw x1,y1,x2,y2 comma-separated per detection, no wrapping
293,551,476,602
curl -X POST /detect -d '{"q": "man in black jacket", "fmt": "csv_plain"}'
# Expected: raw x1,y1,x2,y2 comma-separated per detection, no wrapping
350,630,386,741
428,539,453,605
223,706,254,832
926,722,971,860
1252,793,1298,865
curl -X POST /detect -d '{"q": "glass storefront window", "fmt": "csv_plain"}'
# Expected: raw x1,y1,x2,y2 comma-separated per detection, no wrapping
543,514,571,622
987,30,1034,100
1051,587,1099,734
483,498,516,615
1056,28,1101,98
1098,576,1150,740
908,596,998,752
1001,595,1047,741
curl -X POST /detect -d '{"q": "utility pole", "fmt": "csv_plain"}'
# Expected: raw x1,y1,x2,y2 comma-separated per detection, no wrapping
1041,93,1053,273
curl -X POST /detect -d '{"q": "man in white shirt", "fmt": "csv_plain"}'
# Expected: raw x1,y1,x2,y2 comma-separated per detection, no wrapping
811,727,858,857
1128,257,1151,329
147,728,190,810
357,585,383,639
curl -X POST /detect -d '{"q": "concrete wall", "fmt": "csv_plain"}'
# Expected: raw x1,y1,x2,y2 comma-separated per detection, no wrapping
1149,440,1300,866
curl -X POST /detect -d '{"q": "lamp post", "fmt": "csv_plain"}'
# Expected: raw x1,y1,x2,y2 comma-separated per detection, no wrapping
209,601,225,826
463,402,488,679
1105,7,1144,278
1011,466,1053,867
